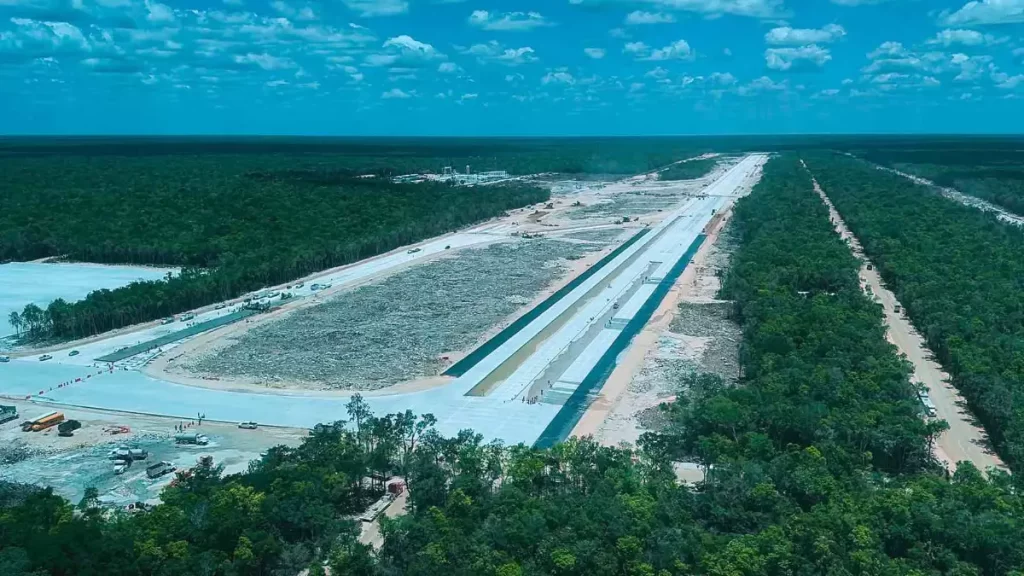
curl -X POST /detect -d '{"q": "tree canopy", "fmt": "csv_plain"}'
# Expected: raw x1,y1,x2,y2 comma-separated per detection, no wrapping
804,152,1024,469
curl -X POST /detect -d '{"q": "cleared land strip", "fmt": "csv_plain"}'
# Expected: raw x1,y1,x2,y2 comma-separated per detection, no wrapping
865,160,1024,227
804,160,1006,474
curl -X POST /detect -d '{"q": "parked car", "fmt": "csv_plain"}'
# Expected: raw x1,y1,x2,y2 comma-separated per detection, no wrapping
238,421,258,430
68,350,79,357
39,354,52,362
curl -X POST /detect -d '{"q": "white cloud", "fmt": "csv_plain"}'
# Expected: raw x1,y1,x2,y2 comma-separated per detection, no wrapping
926,29,1003,47
438,61,459,73
862,42,949,75
270,1,316,20
644,66,669,79
764,24,845,45
625,11,675,25
623,41,649,54
365,35,444,67
541,70,575,85
737,75,789,95
462,42,537,66
145,0,176,23
382,87,411,98
233,52,296,70
584,47,605,59
765,44,831,71
344,0,409,17
468,10,552,31
829,0,891,5
867,41,907,59
941,0,1024,26
710,71,737,85
569,0,784,19
458,92,477,103
609,27,629,39
636,39,694,61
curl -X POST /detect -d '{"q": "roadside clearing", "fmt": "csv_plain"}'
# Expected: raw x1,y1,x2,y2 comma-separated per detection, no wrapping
804,160,1007,475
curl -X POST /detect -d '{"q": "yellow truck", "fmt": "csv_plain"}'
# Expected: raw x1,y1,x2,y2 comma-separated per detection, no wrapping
22,411,64,432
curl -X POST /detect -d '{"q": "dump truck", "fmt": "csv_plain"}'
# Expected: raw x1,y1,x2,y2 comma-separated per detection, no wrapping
146,461,175,479
109,446,148,461
0,405,18,425
23,411,64,432
57,419,82,437
175,432,210,446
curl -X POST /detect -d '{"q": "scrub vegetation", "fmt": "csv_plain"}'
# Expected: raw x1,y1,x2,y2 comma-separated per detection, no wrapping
5,155,1024,576
804,152,1024,470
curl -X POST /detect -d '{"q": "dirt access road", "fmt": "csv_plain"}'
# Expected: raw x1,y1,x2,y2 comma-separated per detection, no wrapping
804,161,1006,475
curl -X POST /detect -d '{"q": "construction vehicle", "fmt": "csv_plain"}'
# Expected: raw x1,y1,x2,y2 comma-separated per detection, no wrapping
215,303,227,310
23,411,64,432
146,461,176,479
178,313,195,322
114,460,131,475
57,419,81,437
161,317,174,325
109,446,148,461
894,305,902,314
175,432,210,446
918,390,937,418
407,248,422,254
245,300,271,312
0,405,18,425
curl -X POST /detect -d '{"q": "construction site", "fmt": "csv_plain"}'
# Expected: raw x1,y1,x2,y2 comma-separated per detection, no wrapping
1,154,768,503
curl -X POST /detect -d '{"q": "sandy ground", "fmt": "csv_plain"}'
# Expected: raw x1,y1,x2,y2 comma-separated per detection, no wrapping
806,163,1007,475
0,399,307,505
358,488,409,550
571,199,742,446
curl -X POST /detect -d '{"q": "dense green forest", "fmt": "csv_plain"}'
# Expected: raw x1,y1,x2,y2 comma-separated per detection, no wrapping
851,145,1024,216
0,138,714,176
6,154,1024,576
804,153,1024,469
659,157,719,181
1,152,548,342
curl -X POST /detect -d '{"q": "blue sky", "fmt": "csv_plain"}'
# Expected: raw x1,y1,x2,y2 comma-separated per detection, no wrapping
1,0,1023,135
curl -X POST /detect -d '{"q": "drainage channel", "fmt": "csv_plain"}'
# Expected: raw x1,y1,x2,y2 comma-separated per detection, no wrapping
534,234,707,449
444,228,650,377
